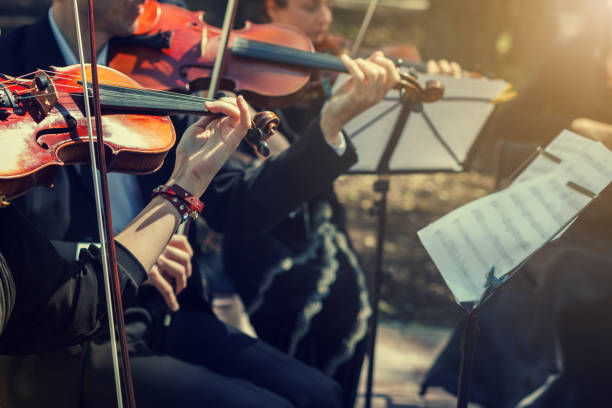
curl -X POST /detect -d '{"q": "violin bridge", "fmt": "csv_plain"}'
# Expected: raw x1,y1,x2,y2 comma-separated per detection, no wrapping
30,70,58,116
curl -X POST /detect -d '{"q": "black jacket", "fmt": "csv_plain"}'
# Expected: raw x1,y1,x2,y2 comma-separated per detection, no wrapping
0,205,146,355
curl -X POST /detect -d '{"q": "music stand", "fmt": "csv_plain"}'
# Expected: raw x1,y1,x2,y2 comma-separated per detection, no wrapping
336,73,510,408
416,131,612,408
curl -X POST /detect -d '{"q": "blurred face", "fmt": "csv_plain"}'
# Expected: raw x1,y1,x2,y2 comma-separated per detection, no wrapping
82,0,147,37
266,0,333,45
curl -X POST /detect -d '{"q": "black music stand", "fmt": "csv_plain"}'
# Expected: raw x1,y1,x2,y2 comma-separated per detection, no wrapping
338,74,509,408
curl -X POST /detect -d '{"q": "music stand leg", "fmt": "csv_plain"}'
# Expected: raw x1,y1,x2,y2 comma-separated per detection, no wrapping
456,307,480,408
364,176,390,408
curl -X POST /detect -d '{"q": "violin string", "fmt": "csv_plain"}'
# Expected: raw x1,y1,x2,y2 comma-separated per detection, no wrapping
13,69,189,101
17,91,209,111
34,70,218,104
4,67,259,109
16,88,216,115
46,74,221,107
0,71,39,83
39,70,181,94
11,71,219,109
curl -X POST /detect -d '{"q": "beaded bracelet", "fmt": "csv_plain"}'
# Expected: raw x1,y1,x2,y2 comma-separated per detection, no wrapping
152,184,204,222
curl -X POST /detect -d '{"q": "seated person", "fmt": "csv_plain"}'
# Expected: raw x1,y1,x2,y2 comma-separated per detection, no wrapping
209,1,461,406
0,0,397,406
0,97,251,354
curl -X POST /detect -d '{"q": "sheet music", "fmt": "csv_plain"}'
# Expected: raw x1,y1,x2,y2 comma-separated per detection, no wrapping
331,73,511,173
418,74,510,100
512,130,598,184
418,139,612,303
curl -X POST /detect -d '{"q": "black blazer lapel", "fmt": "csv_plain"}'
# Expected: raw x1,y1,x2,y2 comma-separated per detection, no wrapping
19,10,65,74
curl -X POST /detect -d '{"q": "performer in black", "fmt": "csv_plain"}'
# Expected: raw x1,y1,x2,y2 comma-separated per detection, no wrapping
0,93,247,353
0,0,398,406
209,1,400,407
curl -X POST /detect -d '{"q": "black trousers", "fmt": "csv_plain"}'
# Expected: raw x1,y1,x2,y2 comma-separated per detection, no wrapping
81,302,342,408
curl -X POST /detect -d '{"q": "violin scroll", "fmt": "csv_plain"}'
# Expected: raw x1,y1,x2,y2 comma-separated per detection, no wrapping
397,73,444,105
246,110,280,158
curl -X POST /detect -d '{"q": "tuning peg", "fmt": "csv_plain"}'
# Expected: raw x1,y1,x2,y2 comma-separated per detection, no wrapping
246,127,264,145
256,141,270,157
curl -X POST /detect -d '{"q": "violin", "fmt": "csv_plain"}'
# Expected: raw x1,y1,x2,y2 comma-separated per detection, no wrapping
0,64,278,203
305,33,427,103
108,0,443,108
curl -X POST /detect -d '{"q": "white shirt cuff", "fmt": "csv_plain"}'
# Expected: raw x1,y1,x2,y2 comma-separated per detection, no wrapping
326,132,347,156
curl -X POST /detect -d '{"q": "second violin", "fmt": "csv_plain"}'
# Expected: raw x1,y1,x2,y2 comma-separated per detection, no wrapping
109,0,443,108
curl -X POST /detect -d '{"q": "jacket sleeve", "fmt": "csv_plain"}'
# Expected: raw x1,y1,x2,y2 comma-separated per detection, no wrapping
0,205,147,354
202,117,358,237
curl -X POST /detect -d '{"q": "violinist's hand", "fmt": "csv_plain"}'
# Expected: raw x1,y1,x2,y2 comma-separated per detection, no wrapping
570,118,612,150
169,95,252,197
427,59,462,78
144,234,194,311
320,51,400,146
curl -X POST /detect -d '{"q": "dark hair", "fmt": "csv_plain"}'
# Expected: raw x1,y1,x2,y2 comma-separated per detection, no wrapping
247,0,288,23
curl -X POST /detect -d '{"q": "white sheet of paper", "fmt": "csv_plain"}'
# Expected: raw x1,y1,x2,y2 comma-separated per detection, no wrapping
330,73,510,173
418,139,612,303
512,130,598,185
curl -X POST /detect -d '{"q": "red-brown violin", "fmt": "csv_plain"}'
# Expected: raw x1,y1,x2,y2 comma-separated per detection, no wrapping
109,0,443,108
0,64,278,203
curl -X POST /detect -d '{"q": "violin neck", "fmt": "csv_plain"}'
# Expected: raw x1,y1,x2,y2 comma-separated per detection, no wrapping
231,38,428,74
231,37,348,73
93,83,217,116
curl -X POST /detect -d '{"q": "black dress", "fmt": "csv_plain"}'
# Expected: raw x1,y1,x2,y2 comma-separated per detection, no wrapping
219,99,371,408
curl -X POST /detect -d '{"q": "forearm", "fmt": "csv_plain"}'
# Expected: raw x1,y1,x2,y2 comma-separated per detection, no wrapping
115,195,182,273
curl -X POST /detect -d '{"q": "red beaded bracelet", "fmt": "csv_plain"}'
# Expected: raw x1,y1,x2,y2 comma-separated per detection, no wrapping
152,184,204,222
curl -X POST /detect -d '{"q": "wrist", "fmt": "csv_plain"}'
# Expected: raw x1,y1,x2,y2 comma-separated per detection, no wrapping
167,174,207,199
152,184,204,223
319,113,344,146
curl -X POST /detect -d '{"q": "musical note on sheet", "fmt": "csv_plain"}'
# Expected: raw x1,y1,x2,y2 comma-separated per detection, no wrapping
418,137,612,304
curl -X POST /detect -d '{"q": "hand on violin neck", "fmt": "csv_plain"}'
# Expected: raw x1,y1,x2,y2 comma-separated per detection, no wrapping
570,118,612,150
426,59,463,78
320,52,400,143
169,95,252,197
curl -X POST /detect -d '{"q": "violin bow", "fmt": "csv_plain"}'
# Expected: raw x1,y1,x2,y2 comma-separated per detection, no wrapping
172,0,240,306
71,0,137,406
207,0,239,96
350,0,380,58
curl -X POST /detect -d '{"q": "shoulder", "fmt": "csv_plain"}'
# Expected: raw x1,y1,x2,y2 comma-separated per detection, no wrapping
0,12,62,76
0,25,31,74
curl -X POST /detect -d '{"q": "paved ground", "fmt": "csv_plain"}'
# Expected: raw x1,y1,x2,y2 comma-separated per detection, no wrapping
355,323,482,408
